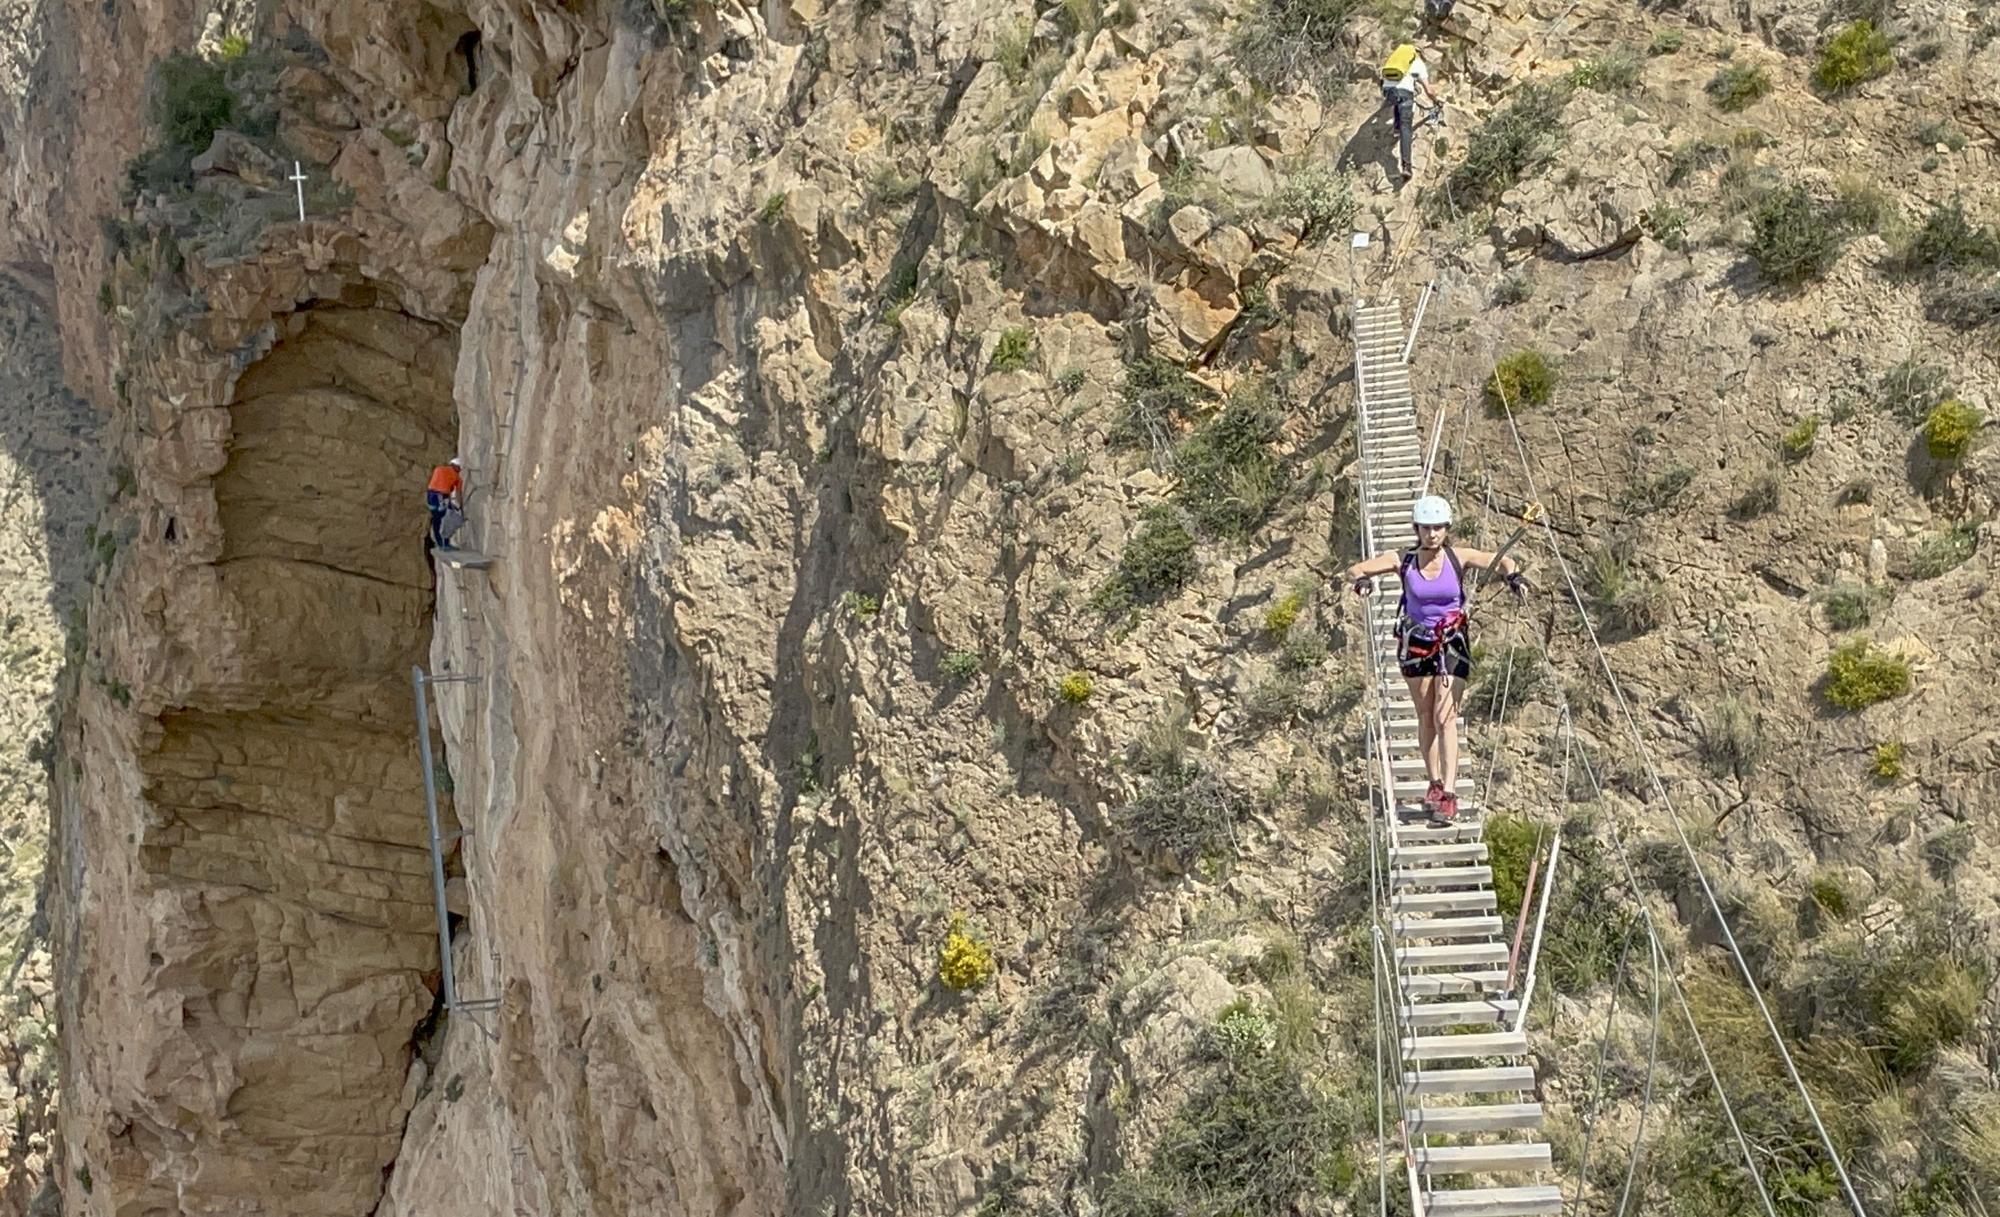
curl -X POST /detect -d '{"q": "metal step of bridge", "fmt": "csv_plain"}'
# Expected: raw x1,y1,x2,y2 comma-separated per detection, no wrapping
1412,1143,1553,1176
1423,1185,1564,1216
1404,1064,1536,1094
1401,1029,1530,1060
1406,1102,1545,1134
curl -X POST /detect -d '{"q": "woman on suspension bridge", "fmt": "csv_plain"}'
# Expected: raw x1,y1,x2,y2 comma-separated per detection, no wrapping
1346,495,1523,824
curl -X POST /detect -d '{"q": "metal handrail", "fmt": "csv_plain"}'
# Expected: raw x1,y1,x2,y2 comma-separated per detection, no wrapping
1504,829,1544,993
1512,829,1564,1036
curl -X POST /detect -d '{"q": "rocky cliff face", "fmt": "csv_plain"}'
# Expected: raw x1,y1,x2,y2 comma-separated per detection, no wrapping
3,0,1996,1214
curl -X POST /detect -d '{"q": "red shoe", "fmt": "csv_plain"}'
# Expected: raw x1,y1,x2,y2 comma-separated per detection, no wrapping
1432,792,1459,824
1422,780,1444,813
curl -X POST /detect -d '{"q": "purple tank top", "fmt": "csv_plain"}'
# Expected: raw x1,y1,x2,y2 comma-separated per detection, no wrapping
1402,551,1463,628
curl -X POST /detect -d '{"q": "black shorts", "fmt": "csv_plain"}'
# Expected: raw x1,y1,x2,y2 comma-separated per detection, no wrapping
1397,622,1471,679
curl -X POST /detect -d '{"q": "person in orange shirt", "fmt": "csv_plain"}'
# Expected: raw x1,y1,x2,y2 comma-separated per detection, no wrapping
426,458,463,548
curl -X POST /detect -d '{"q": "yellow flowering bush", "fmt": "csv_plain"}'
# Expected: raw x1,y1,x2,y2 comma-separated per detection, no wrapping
938,917,996,991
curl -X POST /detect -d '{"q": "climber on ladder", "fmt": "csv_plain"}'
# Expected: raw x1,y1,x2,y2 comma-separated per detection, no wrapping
1347,495,1523,823
1380,43,1443,182
426,457,465,550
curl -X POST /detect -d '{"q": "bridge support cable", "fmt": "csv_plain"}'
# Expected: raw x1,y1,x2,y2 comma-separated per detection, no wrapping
1484,369,1871,1217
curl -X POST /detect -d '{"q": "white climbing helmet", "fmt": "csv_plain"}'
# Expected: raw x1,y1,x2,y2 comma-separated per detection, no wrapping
1412,495,1453,526
448,457,463,467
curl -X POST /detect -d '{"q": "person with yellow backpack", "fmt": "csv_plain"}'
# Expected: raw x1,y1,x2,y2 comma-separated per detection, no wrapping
1380,44,1442,181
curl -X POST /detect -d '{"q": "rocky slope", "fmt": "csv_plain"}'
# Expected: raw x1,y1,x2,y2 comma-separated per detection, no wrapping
1,0,1995,1214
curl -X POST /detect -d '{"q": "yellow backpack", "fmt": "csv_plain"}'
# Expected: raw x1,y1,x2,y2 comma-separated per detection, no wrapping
1382,44,1419,82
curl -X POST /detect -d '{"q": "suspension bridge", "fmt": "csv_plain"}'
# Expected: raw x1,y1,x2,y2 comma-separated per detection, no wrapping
1354,298,1562,1217
1350,286,1877,1217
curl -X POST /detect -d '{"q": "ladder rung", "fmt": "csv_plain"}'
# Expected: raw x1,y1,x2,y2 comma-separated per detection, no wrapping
1412,1143,1553,1175
1402,1029,1529,1060
1425,1185,1564,1216
1389,842,1491,865
1404,1064,1535,1094
1400,996,1518,1026
1389,865,1492,891
1397,970,1511,996
1392,890,1499,914
1406,1103,1545,1135
1396,942,1509,969
1393,915,1503,939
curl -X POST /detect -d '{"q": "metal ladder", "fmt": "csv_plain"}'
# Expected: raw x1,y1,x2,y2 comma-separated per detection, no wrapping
1354,299,1561,1217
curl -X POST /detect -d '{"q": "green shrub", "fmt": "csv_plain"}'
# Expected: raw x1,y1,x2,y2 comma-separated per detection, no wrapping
1205,999,1277,1063
758,192,788,223
1436,82,1570,213
1807,869,1857,921
1900,197,2000,273
843,590,881,618
989,326,1036,373
152,53,236,151
1705,63,1771,111
1096,506,1198,611
1569,47,1643,91
1908,523,1976,579
1879,357,1953,423
1147,1015,1346,1215
1818,583,1875,630
1814,20,1894,93
1831,175,1893,232
1113,355,1212,450
1870,740,1904,780
1492,274,1532,305
1916,120,1968,152
1648,28,1685,54
1779,416,1819,460
1264,165,1354,241
1058,671,1095,705
993,18,1035,83
1278,627,1328,673
1625,464,1694,510
1648,202,1691,250
1924,269,2000,330
1921,824,1975,882
1822,639,1910,709
1463,643,1544,718
1665,137,1727,186
1731,467,1783,519
1747,184,1846,284
1699,694,1764,778
1263,591,1305,635
1171,381,1288,539
1241,669,1307,729
1922,398,1981,460
1234,0,1359,94
1482,348,1557,414
1483,814,1538,915
1122,761,1250,866
866,163,920,210
941,649,982,679
216,33,251,61
1884,954,1980,1067
1583,541,1664,637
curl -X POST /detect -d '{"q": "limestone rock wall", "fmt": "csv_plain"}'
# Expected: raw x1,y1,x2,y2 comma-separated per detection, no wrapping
3,0,1997,1214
